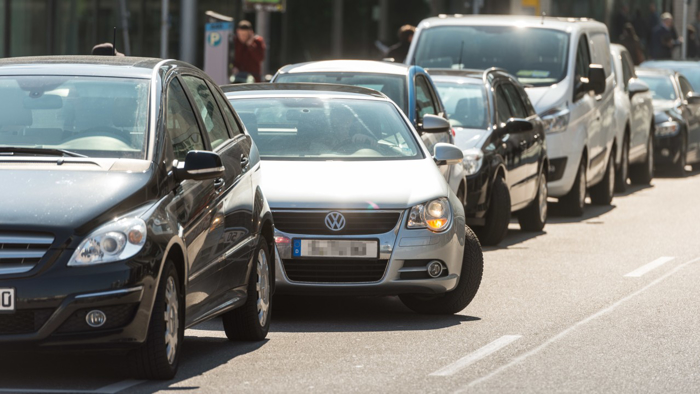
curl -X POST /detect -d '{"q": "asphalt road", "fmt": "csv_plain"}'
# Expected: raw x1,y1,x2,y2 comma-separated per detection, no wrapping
2,169,700,393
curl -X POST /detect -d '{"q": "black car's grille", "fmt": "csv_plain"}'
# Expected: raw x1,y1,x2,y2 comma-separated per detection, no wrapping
0,232,54,275
0,309,54,334
56,304,139,334
282,259,388,283
273,211,401,235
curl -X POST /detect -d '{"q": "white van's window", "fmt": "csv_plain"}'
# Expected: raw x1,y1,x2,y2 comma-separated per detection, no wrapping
575,35,592,89
590,33,612,77
414,26,569,87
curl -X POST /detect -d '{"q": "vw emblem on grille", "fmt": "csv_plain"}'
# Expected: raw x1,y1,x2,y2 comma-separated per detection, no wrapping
325,212,346,231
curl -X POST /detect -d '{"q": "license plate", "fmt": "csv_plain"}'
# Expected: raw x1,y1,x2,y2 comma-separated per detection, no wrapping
0,288,15,312
292,239,378,258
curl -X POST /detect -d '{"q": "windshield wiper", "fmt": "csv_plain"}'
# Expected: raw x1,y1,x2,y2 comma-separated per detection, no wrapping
0,147,87,158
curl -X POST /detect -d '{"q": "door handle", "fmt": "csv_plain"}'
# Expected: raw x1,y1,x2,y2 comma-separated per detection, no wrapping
240,155,250,168
214,177,225,192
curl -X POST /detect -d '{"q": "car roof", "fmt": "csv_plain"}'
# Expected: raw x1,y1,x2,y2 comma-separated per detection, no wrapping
635,68,677,77
640,60,700,68
222,82,391,101
0,56,167,79
277,60,412,76
417,14,607,33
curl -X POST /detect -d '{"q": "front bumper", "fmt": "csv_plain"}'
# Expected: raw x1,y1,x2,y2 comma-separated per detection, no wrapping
654,132,683,165
545,131,584,197
465,171,489,225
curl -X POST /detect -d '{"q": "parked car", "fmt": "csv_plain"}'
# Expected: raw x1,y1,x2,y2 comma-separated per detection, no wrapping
639,60,700,91
223,83,483,315
270,60,467,205
0,56,274,379
610,44,655,189
428,68,548,245
408,15,618,216
636,68,700,175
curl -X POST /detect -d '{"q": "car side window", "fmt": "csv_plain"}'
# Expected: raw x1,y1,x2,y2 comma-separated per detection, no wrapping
415,75,437,121
495,85,511,125
575,35,591,83
502,83,528,119
620,53,633,92
207,81,243,136
181,76,230,149
679,76,693,99
165,78,204,161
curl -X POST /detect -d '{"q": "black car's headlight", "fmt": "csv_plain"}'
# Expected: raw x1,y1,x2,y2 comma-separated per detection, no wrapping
407,197,452,232
463,149,484,176
655,121,679,136
68,217,147,266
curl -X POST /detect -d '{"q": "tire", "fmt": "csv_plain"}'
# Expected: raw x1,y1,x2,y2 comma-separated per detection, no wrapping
129,260,184,380
672,133,687,177
614,134,629,193
630,134,654,185
590,151,615,206
473,176,510,246
399,226,483,315
222,236,272,341
518,171,547,232
559,157,587,217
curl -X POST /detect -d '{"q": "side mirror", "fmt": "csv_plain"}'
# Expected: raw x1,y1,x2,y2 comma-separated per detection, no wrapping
421,114,451,133
175,150,225,181
588,64,606,96
433,143,463,166
628,78,649,98
687,92,700,105
503,118,534,133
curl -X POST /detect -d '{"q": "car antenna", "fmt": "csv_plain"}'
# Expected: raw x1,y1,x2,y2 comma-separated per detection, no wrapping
541,11,546,25
458,40,465,70
112,26,117,56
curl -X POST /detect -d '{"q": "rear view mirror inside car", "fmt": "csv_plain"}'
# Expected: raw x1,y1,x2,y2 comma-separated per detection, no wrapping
23,94,62,110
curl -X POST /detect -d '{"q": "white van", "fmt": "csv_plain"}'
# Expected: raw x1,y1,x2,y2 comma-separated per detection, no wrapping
408,16,617,216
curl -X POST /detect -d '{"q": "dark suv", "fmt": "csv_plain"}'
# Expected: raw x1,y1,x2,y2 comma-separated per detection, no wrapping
0,56,274,379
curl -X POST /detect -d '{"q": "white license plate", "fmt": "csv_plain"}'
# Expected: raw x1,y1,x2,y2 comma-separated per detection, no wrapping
0,288,15,312
292,239,378,258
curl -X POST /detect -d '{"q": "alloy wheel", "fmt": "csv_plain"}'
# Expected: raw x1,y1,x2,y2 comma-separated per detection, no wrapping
256,249,271,327
164,276,179,365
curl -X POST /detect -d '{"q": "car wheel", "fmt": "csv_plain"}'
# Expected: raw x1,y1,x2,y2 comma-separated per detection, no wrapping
559,157,586,217
614,134,629,193
630,134,653,185
222,236,272,341
672,133,687,177
518,171,547,232
130,260,184,380
399,226,483,315
590,152,615,206
474,176,510,246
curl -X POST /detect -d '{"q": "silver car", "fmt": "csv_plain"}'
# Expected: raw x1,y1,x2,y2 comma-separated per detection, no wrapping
223,83,483,314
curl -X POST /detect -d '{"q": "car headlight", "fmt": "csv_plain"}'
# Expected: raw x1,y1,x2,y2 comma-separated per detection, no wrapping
541,106,570,134
463,148,484,176
655,121,679,137
407,197,452,232
68,217,147,266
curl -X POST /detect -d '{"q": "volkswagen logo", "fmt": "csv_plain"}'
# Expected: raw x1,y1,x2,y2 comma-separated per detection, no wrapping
325,212,346,231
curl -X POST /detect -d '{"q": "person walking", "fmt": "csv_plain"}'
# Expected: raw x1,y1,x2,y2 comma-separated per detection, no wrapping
620,23,645,65
233,20,266,82
612,4,630,43
387,25,415,63
649,13,682,60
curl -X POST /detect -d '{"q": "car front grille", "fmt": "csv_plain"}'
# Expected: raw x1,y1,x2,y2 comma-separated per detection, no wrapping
0,232,54,275
282,258,388,283
273,211,402,235
0,308,54,335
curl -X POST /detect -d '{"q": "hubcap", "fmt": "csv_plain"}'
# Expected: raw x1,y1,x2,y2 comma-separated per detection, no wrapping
579,164,586,208
538,174,548,224
164,276,179,365
256,249,271,327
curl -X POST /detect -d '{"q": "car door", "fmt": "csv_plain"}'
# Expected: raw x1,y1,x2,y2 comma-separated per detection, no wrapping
678,75,700,162
180,74,255,319
621,50,648,161
493,83,522,203
588,32,614,184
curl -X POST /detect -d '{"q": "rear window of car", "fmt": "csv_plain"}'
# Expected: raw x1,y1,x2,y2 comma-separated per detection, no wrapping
637,75,677,101
434,81,488,129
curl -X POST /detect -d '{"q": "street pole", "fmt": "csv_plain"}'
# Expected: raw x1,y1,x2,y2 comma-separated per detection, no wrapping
118,0,131,55
256,10,270,78
179,0,197,64
332,0,343,58
682,0,689,59
160,0,169,58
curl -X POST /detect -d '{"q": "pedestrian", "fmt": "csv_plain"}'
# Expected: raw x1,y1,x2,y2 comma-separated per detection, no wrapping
233,20,266,82
688,25,699,59
611,4,630,43
649,13,682,60
386,25,415,63
91,43,124,56
632,8,648,51
691,11,700,57
620,23,645,65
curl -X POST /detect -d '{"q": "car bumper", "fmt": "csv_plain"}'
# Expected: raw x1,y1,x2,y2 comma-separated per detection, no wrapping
545,131,584,197
653,133,683,165
465,171,489,226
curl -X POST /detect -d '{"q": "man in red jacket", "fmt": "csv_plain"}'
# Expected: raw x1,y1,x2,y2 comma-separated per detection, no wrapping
234,20,266,82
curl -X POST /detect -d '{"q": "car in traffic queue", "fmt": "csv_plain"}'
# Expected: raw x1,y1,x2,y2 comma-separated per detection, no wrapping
0,56,274,380
223,83,483,315
427,68,548,246
610,44,655,189
639,60,700,91
636,68,700,175
408,15,618,216
270,60,467,206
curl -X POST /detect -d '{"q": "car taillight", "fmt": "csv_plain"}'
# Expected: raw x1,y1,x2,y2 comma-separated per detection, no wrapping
451,128,456,137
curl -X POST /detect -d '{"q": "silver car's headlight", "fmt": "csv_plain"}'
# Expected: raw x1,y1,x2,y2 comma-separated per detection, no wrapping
407,197,452,232
655,121,679,136
541,106,570,134
463,149,484,175
68,217,147,266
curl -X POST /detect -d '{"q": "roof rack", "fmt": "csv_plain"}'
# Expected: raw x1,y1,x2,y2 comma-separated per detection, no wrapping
426,67,509,82
220,82,388,99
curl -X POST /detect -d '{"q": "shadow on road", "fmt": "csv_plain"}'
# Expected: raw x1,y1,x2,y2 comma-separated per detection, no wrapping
482,227,547,251
547,203,616,224
614,183,654,197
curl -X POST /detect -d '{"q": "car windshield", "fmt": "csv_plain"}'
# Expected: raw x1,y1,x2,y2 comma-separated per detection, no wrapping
229,97,421,161
434,81,488,129
414,26,569,87
273,73,407,113
638,75,677,101
0,75,149,159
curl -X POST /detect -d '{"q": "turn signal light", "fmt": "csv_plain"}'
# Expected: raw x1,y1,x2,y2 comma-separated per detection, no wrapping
427,219,448,230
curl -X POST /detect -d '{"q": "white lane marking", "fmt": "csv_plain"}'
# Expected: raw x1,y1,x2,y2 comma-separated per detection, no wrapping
430,335,522,377
457,256,700,392
0,379,145,394
624,256,675,277
94,379,146,393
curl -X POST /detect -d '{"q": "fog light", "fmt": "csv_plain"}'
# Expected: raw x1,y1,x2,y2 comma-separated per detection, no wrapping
427,260,443,278
86,310,107,328
661,149,670,157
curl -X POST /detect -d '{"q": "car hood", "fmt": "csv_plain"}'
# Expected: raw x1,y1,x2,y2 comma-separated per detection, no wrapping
0,162,153,232
261,159,448,210
525,82,570,114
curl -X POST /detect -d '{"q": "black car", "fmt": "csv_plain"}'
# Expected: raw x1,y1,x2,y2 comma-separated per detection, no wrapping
637,68,700,175
0,56,274,379
429,68,548,246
